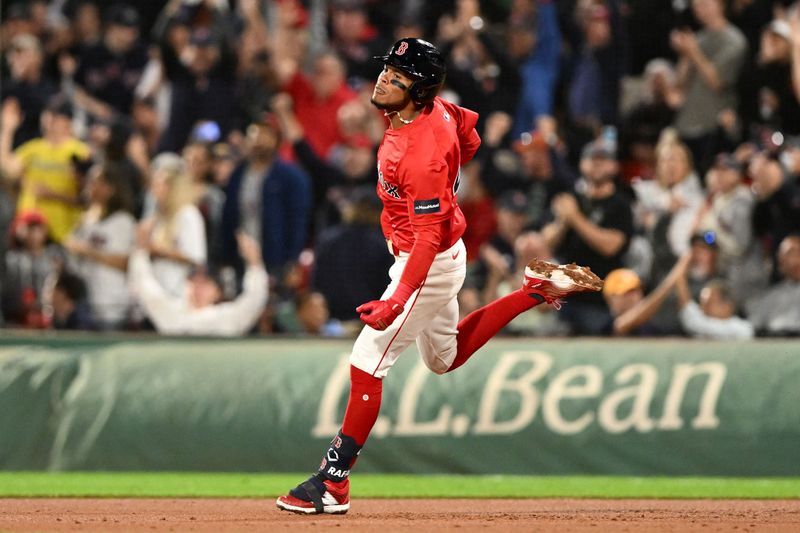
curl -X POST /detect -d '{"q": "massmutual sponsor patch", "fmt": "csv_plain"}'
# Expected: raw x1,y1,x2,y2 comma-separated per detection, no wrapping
413,198,441,214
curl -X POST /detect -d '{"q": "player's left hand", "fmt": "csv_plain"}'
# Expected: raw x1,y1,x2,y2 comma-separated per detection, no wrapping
356,298,404,330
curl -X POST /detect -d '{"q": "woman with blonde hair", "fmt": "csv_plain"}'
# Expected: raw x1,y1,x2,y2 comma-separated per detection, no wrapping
140,153,207,297
632,130,705,258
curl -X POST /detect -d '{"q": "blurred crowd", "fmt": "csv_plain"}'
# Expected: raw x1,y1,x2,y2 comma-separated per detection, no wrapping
0,0,798,338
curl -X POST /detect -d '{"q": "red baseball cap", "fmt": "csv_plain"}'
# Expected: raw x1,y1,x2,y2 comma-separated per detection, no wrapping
15,209,47,226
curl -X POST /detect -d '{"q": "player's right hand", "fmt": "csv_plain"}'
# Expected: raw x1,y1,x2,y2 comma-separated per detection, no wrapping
356,298,404,331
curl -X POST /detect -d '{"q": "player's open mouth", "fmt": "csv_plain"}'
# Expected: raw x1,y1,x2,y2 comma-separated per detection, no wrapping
374,87,386,95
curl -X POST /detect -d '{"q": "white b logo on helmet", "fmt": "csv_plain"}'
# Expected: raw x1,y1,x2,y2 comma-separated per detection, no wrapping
396,41,409,55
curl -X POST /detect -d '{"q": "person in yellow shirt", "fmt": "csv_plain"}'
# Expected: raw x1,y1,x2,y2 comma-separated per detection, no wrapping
0,96,90,242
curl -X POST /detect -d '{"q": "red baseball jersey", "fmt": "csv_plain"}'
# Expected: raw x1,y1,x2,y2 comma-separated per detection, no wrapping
376,97,480,253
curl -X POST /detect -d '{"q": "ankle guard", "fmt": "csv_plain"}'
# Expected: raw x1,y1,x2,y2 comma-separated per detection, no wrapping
288,473,328,512
318,430,362,482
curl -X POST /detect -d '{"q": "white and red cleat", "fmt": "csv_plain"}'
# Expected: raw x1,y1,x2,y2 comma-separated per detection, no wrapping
276,476,350,515
523,258,604,309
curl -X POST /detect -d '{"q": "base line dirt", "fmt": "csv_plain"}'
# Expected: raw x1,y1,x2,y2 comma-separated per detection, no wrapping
0,498,798,532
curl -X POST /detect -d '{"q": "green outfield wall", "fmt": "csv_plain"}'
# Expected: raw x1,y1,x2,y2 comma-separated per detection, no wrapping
0,336,798,475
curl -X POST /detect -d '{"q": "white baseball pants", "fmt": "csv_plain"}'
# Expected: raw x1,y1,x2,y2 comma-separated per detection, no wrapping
350,239,467,378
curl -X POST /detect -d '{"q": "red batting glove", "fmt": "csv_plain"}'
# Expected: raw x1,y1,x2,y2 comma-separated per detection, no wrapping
356,298,404,331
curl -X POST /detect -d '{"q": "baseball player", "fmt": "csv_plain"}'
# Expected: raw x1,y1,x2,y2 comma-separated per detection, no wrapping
277,38,603,515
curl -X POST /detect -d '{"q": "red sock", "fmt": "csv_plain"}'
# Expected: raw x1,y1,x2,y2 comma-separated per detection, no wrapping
447,290,542,372
341,365,383,446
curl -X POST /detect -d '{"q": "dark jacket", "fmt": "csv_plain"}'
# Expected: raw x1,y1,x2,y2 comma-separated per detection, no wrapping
219,160,311,272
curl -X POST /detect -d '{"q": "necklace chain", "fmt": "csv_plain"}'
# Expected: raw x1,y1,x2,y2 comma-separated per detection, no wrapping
385,111,414,125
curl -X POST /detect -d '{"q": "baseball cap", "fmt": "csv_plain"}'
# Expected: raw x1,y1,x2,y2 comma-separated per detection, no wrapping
496,190,529,214
106,4,140,27
713,153,742,172
767,19,791,42
15,209,47,227
581,141,615,161
513,131,549,154
690,231,719,249
602,268,641,297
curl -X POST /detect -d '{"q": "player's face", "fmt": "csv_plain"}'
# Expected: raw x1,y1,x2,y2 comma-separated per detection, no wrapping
371,65,414,111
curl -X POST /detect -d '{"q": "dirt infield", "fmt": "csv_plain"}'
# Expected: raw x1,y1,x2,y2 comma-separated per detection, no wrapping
1,498,799,532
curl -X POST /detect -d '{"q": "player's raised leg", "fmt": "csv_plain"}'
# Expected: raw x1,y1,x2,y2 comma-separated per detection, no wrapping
446,258,603,372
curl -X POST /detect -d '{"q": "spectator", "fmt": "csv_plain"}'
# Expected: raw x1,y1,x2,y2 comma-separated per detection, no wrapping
140,152,207,297
486,231,570,336
632,135,704,270
685,231,722,298
0,0,797,340
698,153,767,305
328,0,390,85
211,141,239,188
1,4,36,52
155,11,237,152
0,95,91,243
602,254,688,336
671,0,747,172
619,58,680,182
218,113,311,279
72,3,148,119
42,270,94,330
740,19,800,136
274,291,346,337
1,210,62,327
0,182,15,287
566,1,625,152
514,128,578,228
182,140,225,260
275,50,358,159
542,140,634,334
235,0,271,78
436,0,520,132
129,231,267,336
745,234,800,336
1,33,58,147
130,96,163,158
235,48,281,134
509,0,561,139
88,116,147,214
271,92,375,237
67,1,103,56
676,275,754,340
466,190,531,304
478,111,577,226
750,149,800,278
457,160,497,264
65,162,136,329
312,187,392,323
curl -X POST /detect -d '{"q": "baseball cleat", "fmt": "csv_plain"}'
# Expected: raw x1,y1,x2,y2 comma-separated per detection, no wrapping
523,258,604,309
276,475,350,515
